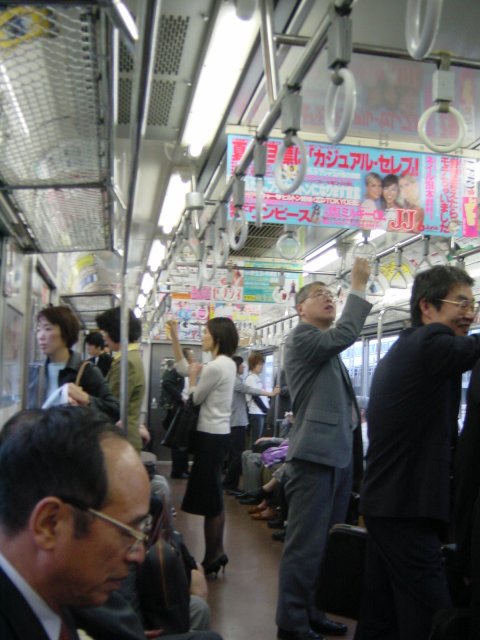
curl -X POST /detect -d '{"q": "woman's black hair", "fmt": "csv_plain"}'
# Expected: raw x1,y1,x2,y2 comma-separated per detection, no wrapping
206,317,238,357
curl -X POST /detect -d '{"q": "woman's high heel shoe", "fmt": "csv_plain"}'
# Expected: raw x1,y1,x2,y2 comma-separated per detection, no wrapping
202,554,229,578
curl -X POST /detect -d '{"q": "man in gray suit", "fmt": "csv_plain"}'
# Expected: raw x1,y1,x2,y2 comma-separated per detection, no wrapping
276,257,372,640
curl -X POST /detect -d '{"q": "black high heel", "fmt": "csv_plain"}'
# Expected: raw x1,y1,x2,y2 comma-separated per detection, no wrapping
202,554,229,578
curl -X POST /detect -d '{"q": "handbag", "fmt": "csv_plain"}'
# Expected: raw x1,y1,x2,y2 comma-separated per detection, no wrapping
161,395,199,452
136,537,191,634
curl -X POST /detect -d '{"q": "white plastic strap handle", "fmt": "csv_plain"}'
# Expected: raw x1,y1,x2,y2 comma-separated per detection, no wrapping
405,0,443,60
214,230,229,268
228,207,249,251
417,104,465,153
255,178,264,228
200,248,217,282
325,67,357,145
274,135,307,194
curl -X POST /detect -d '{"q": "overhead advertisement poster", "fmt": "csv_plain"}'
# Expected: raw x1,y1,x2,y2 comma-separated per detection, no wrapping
227,134,479,237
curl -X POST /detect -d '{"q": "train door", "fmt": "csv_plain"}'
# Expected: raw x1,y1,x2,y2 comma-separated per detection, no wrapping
0,239,27,422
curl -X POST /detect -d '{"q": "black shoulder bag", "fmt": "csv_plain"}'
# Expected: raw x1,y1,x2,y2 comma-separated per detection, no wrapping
161,395,199,452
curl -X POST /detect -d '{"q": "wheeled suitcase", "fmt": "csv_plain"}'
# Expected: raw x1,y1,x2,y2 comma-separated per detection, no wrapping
316,524,367,620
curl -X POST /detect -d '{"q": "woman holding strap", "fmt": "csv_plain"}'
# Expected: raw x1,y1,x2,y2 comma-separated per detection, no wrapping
166,317,238,578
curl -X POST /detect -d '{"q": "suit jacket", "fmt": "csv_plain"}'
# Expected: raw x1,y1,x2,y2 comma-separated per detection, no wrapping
89,352,112,377
0,567,79,640
362,323,480,523
107,345,145,452
454,358,480,574
231,376,267,427
285,293,372,473
28,351,120,422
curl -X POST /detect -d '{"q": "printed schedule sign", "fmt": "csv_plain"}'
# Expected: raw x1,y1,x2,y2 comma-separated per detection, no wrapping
227,134,480,237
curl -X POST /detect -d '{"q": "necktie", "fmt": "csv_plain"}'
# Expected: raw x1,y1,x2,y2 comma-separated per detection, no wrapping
59,620,72,640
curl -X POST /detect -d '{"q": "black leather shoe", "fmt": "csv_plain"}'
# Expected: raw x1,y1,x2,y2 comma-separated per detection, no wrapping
310,619,348,636
238,496,262,505
272,529,286,542
277,628,324,640
267,518,285,529
170,472,190,479
224,489,244,497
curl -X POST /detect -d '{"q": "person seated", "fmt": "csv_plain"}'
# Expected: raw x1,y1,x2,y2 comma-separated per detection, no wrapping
236,413,293,500
0,405,150,640
28,306,120,422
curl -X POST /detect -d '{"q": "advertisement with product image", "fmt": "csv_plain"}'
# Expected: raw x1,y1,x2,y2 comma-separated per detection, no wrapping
227,134,480,237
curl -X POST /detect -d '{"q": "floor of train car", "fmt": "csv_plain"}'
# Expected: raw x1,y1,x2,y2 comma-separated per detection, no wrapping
161,463,357,640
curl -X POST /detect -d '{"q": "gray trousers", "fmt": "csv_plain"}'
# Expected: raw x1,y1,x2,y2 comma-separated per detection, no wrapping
276,458,353,633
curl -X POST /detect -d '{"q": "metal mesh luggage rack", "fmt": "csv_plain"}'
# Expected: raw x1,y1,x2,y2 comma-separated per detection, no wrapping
0,5,111,252
60,292,118,329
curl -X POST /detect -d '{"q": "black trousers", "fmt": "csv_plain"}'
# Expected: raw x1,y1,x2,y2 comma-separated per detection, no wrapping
164,407,189,477
354,516,452,640
223,425,246,490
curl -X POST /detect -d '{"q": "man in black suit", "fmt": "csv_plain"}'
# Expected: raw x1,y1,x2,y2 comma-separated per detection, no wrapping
85,331,112,377
355,265,480,640
160,349,194,479
0,406,151,640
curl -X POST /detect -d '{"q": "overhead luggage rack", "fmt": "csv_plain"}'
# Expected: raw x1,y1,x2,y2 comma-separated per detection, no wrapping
0,5,111,252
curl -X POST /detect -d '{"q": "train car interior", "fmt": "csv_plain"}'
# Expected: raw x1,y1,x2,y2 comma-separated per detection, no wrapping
1,1,480,638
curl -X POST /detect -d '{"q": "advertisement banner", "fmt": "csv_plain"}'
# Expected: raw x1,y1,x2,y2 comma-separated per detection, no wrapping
227,134,479,237
242,260,303,304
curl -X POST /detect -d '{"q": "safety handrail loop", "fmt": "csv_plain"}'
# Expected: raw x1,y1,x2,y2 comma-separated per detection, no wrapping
405,0,443,60
200,223,217,282
274,133,307,195
418,104,465,153
389,248,409,289
254,141,266,228
228,177,249,251
415,235,433,273
325,67,357,144
368,259,385,297
325,5,356,144
276,226,301,259
417,54,466,153
214,203,230,268
274,93,307,194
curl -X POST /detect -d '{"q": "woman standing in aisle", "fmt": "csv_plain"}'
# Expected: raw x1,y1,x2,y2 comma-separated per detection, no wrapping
166,317,238,578
245,351,270,445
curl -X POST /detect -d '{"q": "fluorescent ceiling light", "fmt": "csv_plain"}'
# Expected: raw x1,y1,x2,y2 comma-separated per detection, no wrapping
182,2,259,156
304,239,337,262
353,229,386,242
158,174,190,233
304,247,339,271
141,272,154,295
148,239,166,271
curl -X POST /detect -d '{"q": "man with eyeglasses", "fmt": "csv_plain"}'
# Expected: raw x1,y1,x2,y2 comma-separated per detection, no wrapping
276,257,372,640
0,406,151,640
355,265,480,640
